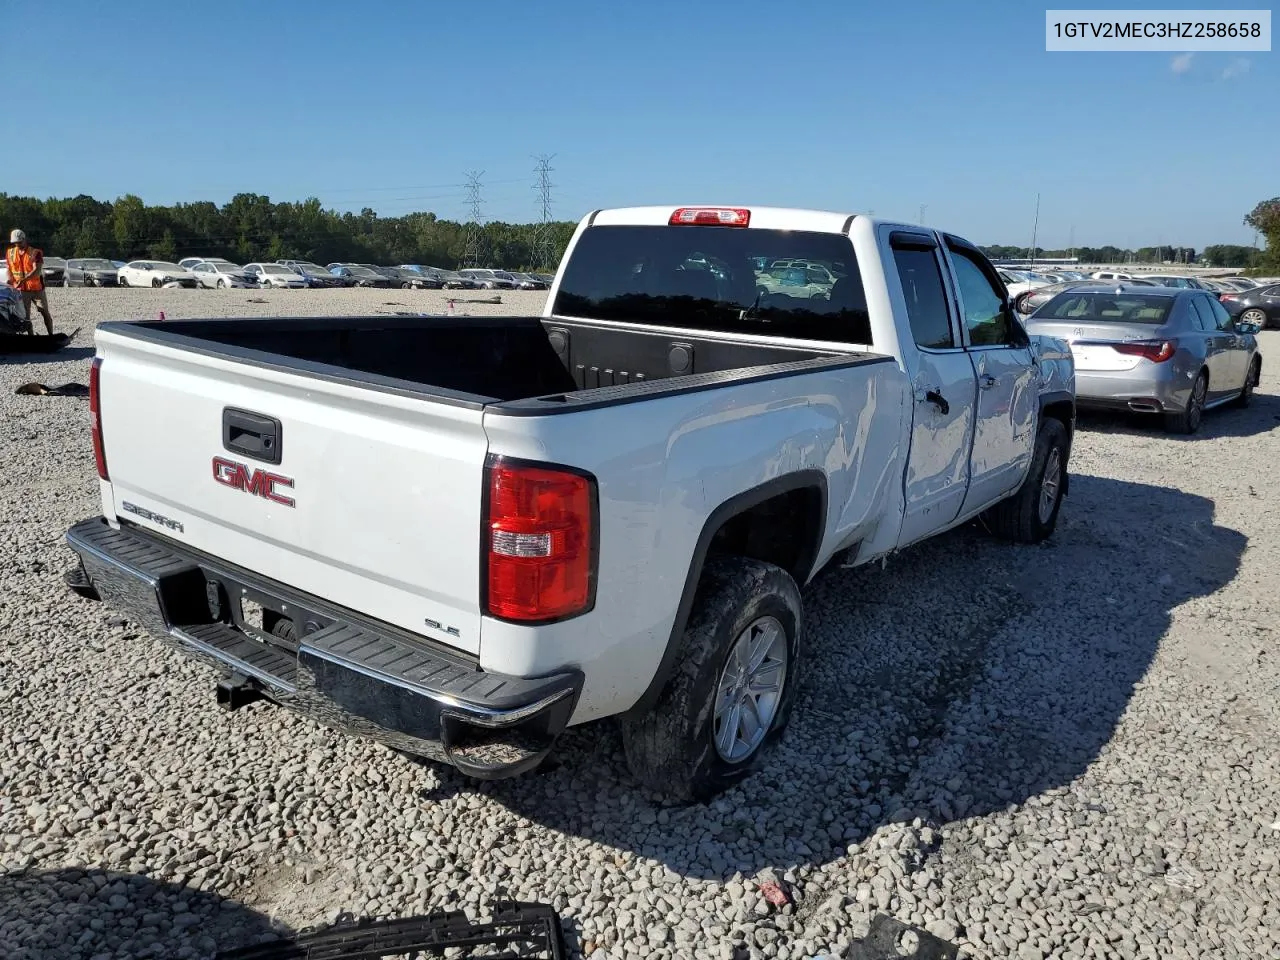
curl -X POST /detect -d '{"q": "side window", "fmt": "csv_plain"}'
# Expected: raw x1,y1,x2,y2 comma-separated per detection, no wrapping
1207,296,1234,330
891,245,955,349
949,249,1014,346
1189,297,1212,331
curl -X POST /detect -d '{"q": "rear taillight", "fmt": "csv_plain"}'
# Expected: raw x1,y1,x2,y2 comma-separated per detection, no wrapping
1220,294,1237,302
483,457,597,623
89,357,108,480
1112,339,1177,363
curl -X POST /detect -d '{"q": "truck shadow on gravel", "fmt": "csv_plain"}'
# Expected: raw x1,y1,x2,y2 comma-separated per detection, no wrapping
1076,391,1280,440
0,867,286,960
430,475,1245,882
0,346,96,366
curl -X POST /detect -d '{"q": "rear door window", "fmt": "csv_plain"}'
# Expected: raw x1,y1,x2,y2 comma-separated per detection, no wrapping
891,246,954,349
1189,297,1213,331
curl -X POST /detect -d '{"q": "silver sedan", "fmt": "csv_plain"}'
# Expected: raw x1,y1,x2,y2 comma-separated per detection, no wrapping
1025,286,1262,434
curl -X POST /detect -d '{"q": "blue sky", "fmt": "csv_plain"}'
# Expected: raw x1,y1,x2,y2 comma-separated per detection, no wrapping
6,0,1274,248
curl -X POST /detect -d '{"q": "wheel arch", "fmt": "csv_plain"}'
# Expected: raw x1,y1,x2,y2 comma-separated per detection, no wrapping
622,470,827,719
1039,391,1075,498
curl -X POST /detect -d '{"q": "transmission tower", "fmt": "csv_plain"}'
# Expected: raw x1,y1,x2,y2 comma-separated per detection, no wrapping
532,154,556,272
461,170,486,268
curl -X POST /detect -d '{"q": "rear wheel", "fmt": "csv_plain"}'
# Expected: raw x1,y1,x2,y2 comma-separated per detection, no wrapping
1165,370,1207,434
983,417,1069,543
119,276,129,287
152,277,163,288
621,556,802,806
217,278,226,289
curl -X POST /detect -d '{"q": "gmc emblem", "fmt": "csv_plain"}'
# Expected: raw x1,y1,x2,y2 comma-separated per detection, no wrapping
212,457,295,507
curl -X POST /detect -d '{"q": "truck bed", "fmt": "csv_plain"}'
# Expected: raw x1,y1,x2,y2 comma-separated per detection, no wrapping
109,314,858,409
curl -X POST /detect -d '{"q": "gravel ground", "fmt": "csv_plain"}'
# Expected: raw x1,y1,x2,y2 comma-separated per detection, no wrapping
2,288,1278,960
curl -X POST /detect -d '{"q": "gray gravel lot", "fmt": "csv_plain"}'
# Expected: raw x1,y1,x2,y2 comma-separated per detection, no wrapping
2,288,1278,959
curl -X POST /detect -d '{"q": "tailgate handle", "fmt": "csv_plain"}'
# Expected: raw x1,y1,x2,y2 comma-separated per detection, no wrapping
223,408,283,465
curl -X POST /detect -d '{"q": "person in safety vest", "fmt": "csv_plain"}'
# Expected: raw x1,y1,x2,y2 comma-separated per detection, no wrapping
5,229,55,334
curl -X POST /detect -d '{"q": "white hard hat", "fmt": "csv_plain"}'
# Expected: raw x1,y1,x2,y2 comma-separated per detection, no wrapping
9,229,25,243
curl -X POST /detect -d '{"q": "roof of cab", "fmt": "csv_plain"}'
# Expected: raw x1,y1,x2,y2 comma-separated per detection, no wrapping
587,205,886,233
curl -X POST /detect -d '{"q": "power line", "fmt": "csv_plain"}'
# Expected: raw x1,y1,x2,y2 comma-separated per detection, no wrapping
461,171,486,268
531,154,556,273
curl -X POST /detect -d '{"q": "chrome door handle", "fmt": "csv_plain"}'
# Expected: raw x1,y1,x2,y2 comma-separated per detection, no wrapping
979,374,998,389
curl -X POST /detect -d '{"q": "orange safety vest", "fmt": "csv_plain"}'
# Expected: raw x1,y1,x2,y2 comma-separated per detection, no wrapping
6,244,44,292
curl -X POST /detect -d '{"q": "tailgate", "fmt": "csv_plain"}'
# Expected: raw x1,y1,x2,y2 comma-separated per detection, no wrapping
94,329,487,656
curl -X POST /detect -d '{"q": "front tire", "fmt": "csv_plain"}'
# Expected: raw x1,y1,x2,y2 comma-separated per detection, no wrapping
983,417,1069,543
621,556,802,806
1240,308,1268,328
1165,370,1207,434
1234,357,1261,408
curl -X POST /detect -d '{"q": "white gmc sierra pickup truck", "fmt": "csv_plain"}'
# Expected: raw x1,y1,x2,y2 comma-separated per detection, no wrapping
65,206,1075,803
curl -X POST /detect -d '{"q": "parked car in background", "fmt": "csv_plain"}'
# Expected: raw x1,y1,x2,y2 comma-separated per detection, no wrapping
111,260,126,269
436,269,477,289
63,258,121,287
279,261,346,288
118,260,200,288
1220,276,1260,288
999,269,1050,302
326,263,390,288
506,271,548,290
1013,279,1113,315
190,261,257,289
397,265,475,289
42,257,67,285
243,263,308,288
1090,271,1134,281
1144,275,1215,291
457,268,516,290
1212,278,1257,292
1025,286,1261,433
373,266,442,289
179,257,208,271
1218,282,1280,330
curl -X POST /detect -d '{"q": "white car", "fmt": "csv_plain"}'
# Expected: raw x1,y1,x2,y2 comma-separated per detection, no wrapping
117,261,199,288
1090,271,1134,281
242,263,308,288
190,261,257,289
998,269,1051,301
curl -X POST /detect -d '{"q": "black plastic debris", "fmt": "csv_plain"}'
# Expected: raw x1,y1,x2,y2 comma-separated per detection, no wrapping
214,901,566,959
14,381,90,396
846,914,960,960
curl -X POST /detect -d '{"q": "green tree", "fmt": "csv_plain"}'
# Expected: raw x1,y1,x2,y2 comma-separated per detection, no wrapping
1201,244,1257,268
1244,198,1280,269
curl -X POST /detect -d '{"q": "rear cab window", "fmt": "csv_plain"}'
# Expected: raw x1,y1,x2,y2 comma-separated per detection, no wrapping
550,225,871,344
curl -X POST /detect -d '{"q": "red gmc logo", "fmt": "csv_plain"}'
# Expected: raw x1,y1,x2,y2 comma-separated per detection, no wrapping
212,457,295,507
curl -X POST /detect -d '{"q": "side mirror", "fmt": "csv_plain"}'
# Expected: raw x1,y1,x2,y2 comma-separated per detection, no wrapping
1235,320,1261,335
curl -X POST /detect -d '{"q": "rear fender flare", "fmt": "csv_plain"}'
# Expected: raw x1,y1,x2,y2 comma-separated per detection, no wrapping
1038,390,1075,497
621,471,827,720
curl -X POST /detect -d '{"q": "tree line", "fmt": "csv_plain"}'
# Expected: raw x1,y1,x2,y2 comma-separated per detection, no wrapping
0,192,579,271
2,191,1276,272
